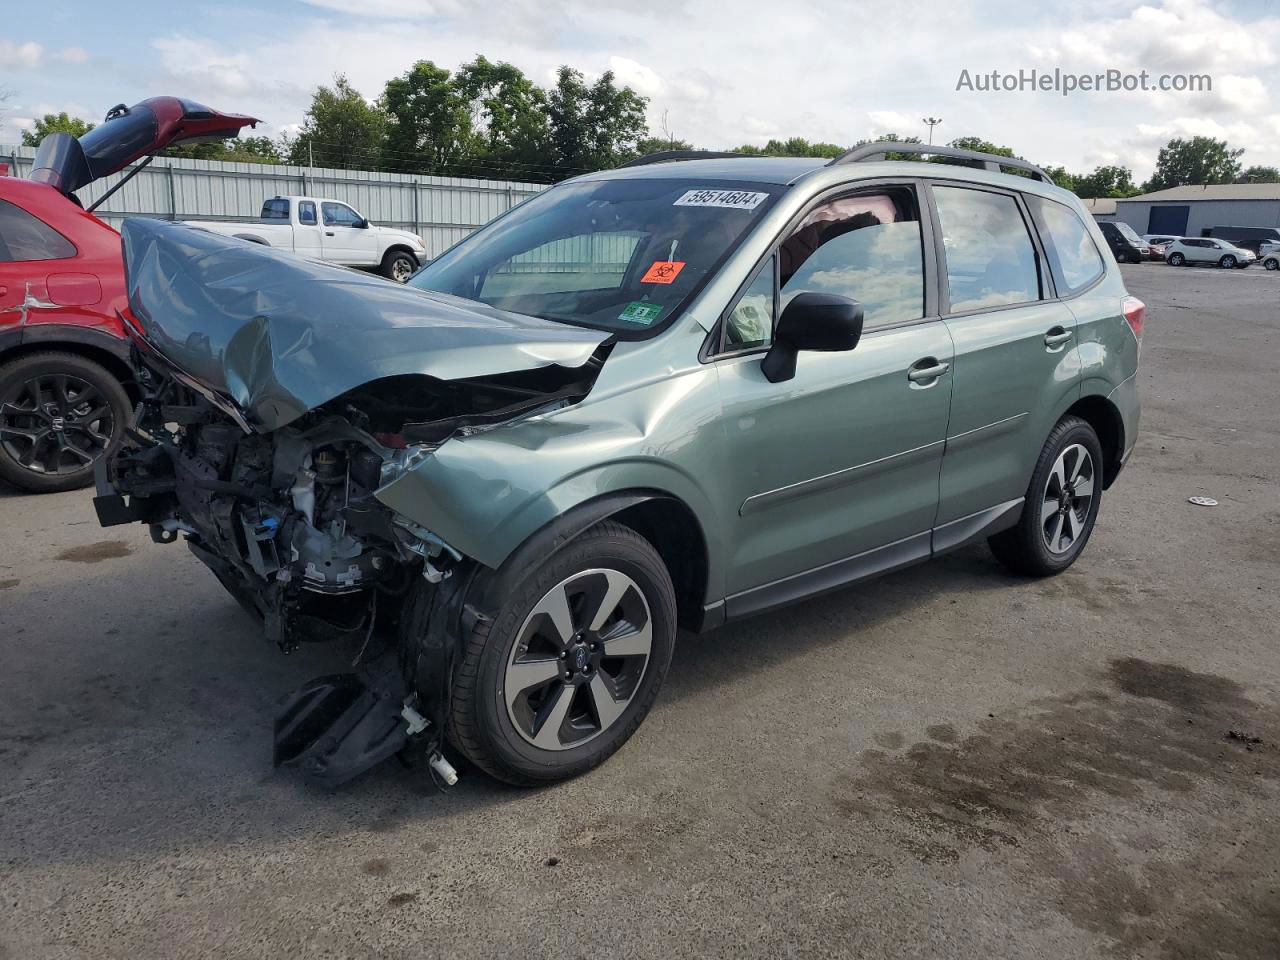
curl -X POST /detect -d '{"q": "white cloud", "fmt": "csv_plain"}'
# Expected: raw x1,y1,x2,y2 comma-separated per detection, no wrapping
55,47,89,65
152,35,255,96
867,111,919,136
609,56,662,97
0,40,44,70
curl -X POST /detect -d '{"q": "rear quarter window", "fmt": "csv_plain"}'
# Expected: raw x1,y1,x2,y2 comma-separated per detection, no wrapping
1025,195,1106,296
261,199,290,220
0,199,77,262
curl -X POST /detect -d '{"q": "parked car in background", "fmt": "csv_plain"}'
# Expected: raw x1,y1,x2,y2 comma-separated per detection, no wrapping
1165,237,1257,268
1142,234,1180,259
1098,221,1151,262
1201,226,1280,255
98,142,1142,788
1259,240,1279,270
0,96,256,493
189,196,428,282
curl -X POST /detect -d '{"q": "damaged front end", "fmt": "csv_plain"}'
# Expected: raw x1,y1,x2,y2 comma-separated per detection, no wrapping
97,219,611,787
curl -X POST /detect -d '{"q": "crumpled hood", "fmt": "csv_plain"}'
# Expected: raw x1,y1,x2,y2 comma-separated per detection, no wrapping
121,218,611,431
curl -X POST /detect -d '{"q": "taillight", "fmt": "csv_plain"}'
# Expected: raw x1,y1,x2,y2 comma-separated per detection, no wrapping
1122,296,1144,340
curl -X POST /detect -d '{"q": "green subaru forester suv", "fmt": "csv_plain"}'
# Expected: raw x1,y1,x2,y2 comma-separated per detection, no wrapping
98,143,1142,787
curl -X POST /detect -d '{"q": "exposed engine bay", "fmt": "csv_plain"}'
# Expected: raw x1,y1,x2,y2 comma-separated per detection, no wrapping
96,341,606,787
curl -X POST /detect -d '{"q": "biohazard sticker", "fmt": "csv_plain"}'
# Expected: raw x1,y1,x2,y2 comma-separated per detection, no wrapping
640,261,686,284
618,301,663,325
674,189,769,210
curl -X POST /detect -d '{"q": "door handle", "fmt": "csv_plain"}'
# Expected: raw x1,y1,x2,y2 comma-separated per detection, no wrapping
907,358,950,384
1044,327,1073,348
325,231,335,237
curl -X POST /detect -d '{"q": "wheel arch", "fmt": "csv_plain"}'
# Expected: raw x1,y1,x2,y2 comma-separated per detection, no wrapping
233,233,269,245
382,244,419,264
1064,392,1125,489
0,335,139,403
472,490,712,633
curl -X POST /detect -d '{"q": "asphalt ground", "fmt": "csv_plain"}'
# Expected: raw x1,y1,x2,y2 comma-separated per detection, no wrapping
1,261,1277,959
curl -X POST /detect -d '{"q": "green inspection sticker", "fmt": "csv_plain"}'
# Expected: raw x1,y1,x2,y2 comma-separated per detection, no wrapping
618,301,663,326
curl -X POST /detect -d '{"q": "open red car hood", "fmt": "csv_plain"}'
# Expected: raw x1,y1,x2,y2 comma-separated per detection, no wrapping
29,97,259,194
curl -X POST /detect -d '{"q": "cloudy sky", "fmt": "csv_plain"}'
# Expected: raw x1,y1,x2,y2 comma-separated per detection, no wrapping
2,0,1278,180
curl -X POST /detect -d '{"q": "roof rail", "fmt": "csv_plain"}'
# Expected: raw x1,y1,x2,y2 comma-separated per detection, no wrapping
828,142,1053,183
617,149,747,169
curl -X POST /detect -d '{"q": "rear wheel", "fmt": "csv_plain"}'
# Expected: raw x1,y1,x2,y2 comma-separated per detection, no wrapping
380,249,417,283
1264,257,1279,271
989,416,1103,577
1220,255,1237,269
0,351,130,494
448,520,676,785
1167,252,1185,266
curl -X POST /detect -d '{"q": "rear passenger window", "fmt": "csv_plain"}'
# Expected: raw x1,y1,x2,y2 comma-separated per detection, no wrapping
0,199,76,262
934,186,1040,312
298,201,317,225
778,189,925,329
1025,195,1105,296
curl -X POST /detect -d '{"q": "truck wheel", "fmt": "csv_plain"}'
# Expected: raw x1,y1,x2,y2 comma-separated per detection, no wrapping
0,351,131,494
448,520,676,785
988,416,1103,577
380,250,417,283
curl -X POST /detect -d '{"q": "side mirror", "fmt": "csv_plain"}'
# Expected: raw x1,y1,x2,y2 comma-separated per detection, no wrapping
761,292,864,383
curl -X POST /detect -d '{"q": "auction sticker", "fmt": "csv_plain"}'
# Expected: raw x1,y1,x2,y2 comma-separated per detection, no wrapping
618,301,663,325
640,260,686,284
674,189,769,210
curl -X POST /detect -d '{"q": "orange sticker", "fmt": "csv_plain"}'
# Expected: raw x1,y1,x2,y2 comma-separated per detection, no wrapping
640,261,686,284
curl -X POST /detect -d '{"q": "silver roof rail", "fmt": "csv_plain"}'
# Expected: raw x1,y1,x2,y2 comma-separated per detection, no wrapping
828,142,1053,183
617,150,748,168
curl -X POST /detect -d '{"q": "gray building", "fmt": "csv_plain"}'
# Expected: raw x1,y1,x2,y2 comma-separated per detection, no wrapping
1082,197,1117,222
1112,182,1280,238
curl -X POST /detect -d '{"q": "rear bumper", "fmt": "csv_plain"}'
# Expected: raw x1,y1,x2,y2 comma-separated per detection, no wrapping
1108,372,1141,477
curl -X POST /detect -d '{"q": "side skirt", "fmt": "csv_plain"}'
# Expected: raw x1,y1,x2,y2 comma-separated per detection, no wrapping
707,498,1024,628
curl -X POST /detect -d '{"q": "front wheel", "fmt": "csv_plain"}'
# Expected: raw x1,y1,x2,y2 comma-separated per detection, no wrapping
1220,255,1237,269
448,520,676,785
1167,252,1185,266
989,416,1103,577
0,351,131,493
1264,257,1279,271
380,249,417,283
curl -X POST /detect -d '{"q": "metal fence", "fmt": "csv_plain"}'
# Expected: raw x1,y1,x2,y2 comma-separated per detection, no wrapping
1,145,546,258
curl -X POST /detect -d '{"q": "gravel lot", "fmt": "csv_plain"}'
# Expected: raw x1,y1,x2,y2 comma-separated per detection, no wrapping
1,263,1277,960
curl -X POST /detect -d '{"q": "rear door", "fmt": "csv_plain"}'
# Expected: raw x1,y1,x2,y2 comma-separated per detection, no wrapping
321,202,378,265
930,182,1081,530
715,182,955,602
0,197,78,337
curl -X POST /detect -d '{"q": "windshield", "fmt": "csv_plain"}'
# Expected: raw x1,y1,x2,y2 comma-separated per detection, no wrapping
410,178,783,334
1114,222,1142,242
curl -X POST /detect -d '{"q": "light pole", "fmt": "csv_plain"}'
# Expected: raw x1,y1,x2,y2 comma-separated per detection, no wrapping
922,117,942,145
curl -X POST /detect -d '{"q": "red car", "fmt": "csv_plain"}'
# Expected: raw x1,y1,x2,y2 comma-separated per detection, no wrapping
0,97,257,493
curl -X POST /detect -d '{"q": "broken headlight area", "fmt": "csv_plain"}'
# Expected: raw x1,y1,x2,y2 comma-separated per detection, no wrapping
94,350,603,787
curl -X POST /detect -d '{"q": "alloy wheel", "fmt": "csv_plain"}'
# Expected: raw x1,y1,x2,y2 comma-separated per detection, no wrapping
1040,443,1095,555
504,568,652,751
392,257,414,282
0,373,115,476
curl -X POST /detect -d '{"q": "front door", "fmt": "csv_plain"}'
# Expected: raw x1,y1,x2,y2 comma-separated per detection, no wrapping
929,183,1081,528
716,184,954,603
321,201,378,265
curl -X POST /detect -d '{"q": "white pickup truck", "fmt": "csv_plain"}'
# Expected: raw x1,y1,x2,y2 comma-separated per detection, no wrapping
189,196,429,282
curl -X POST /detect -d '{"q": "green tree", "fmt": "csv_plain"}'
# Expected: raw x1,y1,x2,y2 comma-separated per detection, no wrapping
1144,136,1243,191
165,136,282,164
1041,165,1077,191
732,137,846,158
546,67,648,177
1236,164,1280,183
454,56,550,175
1072,165,1137,198
287,75,387,169
381,60,473,174
21,111,95,146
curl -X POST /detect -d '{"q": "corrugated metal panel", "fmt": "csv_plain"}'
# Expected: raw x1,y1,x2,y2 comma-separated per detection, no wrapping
0,144,545,256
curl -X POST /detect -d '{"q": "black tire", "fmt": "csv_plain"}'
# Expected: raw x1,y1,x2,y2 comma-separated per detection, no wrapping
380,249,417,283
1219,255,1236,269
1167,252,1185,266
988,416,1104,577
1264,257,1279,271
0,351,130,494
448,519,676,786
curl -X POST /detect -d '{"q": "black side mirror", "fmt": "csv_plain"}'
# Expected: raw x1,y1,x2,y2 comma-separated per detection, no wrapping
761,292,864,383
